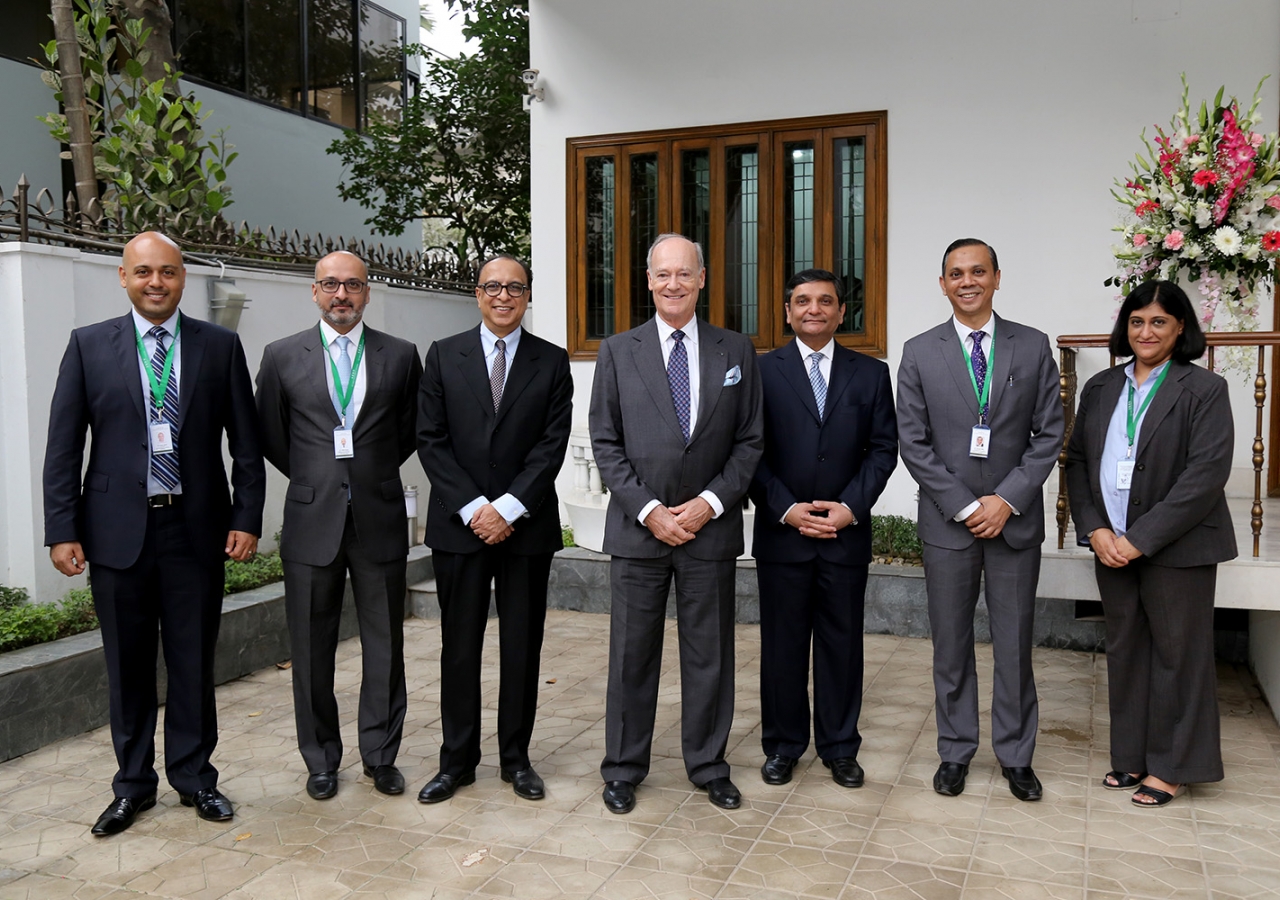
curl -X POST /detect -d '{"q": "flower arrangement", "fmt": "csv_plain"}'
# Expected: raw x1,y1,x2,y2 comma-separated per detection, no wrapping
1108,75,1280,338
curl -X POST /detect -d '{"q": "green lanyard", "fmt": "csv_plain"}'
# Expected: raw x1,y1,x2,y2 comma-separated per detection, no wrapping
320,326,366,424
133,317,181,421
1126,362,1170,457
959,322,994,424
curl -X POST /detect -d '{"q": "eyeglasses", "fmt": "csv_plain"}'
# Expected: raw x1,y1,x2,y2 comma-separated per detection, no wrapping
478,281,528,298
315,278,367,293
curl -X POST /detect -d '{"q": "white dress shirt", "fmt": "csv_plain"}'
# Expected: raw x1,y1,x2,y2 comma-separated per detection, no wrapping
458,325,529,527
950,314,1018,523
1099,360,1169,536
779,337,856,525
637,315,724,525
319,319,367,426
132,308,183,497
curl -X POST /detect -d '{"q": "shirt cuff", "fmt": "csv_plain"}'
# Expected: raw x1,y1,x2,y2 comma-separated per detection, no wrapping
841,501,857,526
491,493,527,524
996,494,1020,516
458,496,489,526
780,503,796,525
700,491,724,519
638,499,661,525
954,500,981,523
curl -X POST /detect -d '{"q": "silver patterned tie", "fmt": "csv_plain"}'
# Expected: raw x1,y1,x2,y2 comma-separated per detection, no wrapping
808,351,826,419
491,338,506,411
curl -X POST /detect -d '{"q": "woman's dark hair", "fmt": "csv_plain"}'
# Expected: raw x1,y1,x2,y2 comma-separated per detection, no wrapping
1108,280,1206,362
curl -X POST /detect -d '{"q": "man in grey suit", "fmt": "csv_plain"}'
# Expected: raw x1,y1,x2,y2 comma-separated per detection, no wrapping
896,239,1063,802
589,234,764,814
256,251,423,801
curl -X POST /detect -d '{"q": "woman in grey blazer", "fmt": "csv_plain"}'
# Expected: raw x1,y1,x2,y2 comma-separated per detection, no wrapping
1066,280,1236,808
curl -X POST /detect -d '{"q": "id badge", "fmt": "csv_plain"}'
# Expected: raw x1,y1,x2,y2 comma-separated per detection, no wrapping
150,421,174,454
334,427,354,459
1116,459,1136,489
969,424,991,458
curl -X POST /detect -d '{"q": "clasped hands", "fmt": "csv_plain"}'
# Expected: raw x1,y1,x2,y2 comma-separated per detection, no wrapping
469,503,514,545
1089,527,1143,568
963,494,1013,540
644,497,714,547
784,500,854,538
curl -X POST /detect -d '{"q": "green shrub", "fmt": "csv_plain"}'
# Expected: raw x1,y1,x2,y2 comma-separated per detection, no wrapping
871,514,923,560
0,587,99,653
561,525,575,548
0,585,30,611
224,551,285,595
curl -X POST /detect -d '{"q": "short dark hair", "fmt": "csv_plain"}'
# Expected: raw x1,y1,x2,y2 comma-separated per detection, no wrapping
1108,280,1206,362
784,268,845,305
940,238,999,277
478,253,532,287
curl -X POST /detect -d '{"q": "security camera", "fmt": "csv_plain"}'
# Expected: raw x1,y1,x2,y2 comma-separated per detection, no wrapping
521,68,540,86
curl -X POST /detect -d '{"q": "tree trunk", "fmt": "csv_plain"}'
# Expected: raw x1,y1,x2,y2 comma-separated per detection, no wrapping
118,0,176,83
50,0,100,218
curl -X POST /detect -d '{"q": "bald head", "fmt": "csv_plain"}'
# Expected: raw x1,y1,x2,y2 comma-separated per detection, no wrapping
313,251,371,334
120,232,186,325
315,250,368,281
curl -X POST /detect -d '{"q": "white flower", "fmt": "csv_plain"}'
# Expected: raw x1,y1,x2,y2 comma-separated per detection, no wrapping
1212,226,1242,256
1233,210,1257,230
1189,154,1209,168
1159,259,1178,280
1194,202,1213,228
1243,241,1261,261
1159,189,1177,206
1183,242,1204,260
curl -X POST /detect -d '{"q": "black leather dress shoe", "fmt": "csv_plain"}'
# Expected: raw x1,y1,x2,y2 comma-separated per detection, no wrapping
363,764,405,796
91,794,156,836
179,787,234,821
1001,766,1043,801
701,776,742,810
417,771,475,804
501,767,545,800
760,755,797,785
824,757,865,788
306,771,339,800
602,780,636,814
933,762,969,796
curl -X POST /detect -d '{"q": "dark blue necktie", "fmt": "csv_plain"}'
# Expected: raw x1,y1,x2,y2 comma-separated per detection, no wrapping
970,330,988,421
668,330,691,443
149,326,180,491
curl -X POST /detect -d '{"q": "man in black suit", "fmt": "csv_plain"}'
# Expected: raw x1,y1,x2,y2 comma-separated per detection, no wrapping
255,251,423,801
589,234,764,814
43,231,265,835
417,254,573,803
750,269,898,789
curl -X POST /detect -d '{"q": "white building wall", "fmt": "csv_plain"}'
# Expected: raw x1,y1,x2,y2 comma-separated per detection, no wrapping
528,0,1280,517
1,243,477,601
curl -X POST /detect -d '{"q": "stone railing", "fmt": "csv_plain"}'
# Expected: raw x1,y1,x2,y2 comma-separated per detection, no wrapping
1055,331,1280,557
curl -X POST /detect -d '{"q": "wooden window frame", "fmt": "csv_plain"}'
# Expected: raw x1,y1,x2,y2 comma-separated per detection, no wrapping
567,110,888,359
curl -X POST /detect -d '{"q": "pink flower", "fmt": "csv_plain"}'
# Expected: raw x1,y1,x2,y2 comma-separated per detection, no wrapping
1251,132,1265,148
1133,233,1149,247
1266,195,1280,210
1193,169,1218,187
1263,231,1280,252
1163,231,1185,250
1184,134,1201,148
1134,200,1160,217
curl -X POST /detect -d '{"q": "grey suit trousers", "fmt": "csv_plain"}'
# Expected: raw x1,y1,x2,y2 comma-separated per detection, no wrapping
923,537,1039,767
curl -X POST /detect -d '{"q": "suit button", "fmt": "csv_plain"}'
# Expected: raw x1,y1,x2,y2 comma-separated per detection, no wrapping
818,455,825,462
341,482,349,490
1132,498,1141,506
1137,464,1145,471
138,480,145,487
489,462,497,468
685,448,692,455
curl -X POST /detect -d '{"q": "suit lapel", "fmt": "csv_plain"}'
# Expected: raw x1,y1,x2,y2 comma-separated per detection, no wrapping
780,339,822,425
460,326,496,421
691,324,728,443
353,327,386,435
1134,361,1186,458
176,313,204,435
1093,367,1127,462
825,344,856,417
939,323,982,421
495,332,538,428
631,320,686,443
111,314,147,425
986,313,1013,417
306,326,342,427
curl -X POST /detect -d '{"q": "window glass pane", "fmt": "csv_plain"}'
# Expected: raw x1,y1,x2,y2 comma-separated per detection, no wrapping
308,0,357,128
832,137,865,334
629,153,659,326
585,157,616,340
246,0,302,110
680,149,711,323
358,1,404,128
724,146,759,336
0,0,55,66
175,0,246,92
784,142,814,277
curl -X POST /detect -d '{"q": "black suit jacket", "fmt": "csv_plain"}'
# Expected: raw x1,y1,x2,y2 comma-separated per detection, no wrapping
43,312,266,568
1065,360,1237,567
255,325,423,567
750,340,898,566
417,326,573,556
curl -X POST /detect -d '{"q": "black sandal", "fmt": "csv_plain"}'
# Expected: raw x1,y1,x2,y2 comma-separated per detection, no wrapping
1102,770,1145,790
1131,783,1185,807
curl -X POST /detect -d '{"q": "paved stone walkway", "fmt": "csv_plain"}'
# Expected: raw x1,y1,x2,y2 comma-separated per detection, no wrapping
2,610,1278,899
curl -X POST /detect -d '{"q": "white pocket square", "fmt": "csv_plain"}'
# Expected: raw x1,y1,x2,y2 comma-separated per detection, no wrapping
723,365,742,386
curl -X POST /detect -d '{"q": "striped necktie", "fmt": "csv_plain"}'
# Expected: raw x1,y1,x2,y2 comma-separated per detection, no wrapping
148,325,180,492
808,351,826,418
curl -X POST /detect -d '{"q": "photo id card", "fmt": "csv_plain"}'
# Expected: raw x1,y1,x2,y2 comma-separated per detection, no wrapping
1116,459,1136,490
333,427,354,459
969,425,991,459
149,421,174,454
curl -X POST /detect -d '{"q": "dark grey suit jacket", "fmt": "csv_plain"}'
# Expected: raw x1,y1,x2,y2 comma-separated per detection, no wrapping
589,318,764,561
256,324,423,567
1065,361,1237,567
896,313,1063,551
